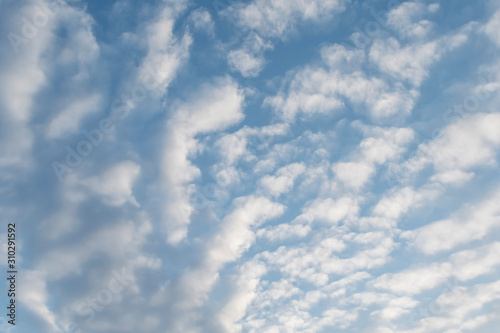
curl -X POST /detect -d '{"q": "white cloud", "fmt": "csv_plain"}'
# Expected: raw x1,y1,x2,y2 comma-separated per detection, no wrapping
216,131,249,164
371,185,439,222
161,78,245,245
36,216,154,280
266,44,419,121
331,124,414,192
156,196,284,332
19,270,60,333
317,308,358,330
257,223,311,242
47,94,102,138
369,3,472,87
218,260,267,333
333,162,375,190
23,213,156,332
429,169,474,185
482,9,500,47
369,38,440,86
407,280,500,333
227,33,272,77
300,197,359,225
40,2,103,140
82,160,141,207
136,0,192,96
400,113,500,186
215,122,289,165
261,231,394,286
372,242,500,296
189,7,214,36
228,48,266,77
260,162,305,197
386,2,438,40
372,262,452,296
401,186,500,254
222,0,348,77
320,235,395,275
341,292,418,321
224,0,348,39
207,196,285,265
427,113,500,171
0,1,55,168
267,12,475,122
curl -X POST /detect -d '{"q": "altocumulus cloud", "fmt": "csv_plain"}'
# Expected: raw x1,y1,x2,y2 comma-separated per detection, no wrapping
1,0,500,332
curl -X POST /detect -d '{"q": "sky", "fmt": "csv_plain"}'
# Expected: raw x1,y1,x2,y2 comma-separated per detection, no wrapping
1,0,500,332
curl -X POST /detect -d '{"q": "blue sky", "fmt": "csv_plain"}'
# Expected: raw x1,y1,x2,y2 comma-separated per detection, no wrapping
1,0,500,332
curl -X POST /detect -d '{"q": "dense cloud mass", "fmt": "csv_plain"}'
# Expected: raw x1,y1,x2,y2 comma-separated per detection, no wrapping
1,0,500,332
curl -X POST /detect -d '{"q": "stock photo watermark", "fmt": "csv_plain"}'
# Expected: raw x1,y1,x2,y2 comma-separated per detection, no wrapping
6,0,66,54
62,267,134,333
5,222,18,326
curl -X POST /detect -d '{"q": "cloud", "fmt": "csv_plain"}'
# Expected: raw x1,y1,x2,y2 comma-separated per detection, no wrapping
298,197,359,225
401,185,500,255
207,196,285,265
369,16,474,88
333,162,375,191
370,185,439,223
21,212,156,332
429,113,500,170
160,77,245,245
228,48,266,78
407,280,500,332
372,242,500,295
37,1,104,140
330,123,415,192
0,0,55,168
189,7,215,36
227,34,272,77
82,160,141,207
153,196,284,332
47,94,102,138
260,162,305,197
217,260,267,332
222,0,348,76
398,113,500,186
266,4,475,122
386,2,438,40
265,44,420,121
369,38,440,86
224,0,348,39
257,222,311,242
19,270,60,332
215,122,289,165
136,0,192,96
482,9,500,47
